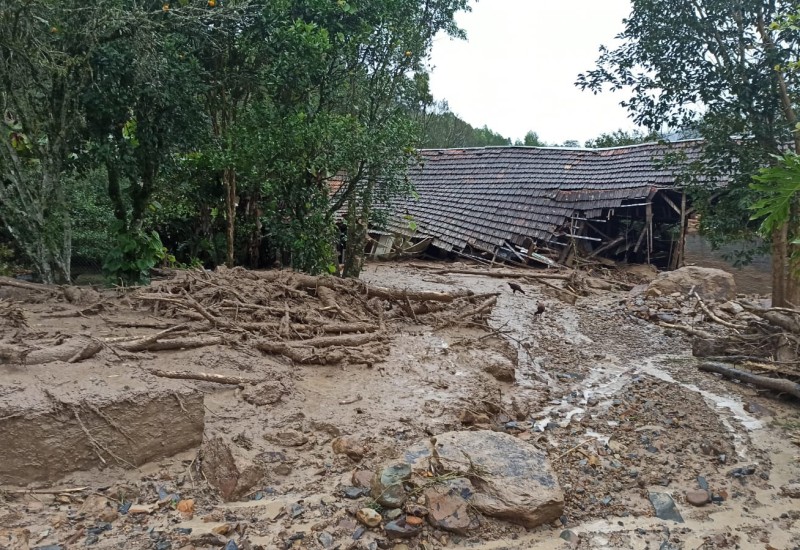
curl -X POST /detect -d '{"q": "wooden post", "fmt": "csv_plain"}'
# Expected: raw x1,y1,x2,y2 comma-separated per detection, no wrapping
672,191,688,269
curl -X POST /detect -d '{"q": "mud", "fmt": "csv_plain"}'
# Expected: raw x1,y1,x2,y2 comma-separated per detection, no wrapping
0,262,798,549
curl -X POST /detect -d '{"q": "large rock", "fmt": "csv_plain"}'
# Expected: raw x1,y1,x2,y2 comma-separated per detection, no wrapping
647,266,735,302
403,431,563,528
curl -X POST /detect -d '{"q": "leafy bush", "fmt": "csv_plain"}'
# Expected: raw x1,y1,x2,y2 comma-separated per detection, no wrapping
102,223,165,285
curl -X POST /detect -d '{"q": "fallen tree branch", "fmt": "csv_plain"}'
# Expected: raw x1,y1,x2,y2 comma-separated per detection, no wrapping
120,336,224,352
657,322,717,340
146,369,257,385
692,291,747,330
698,361,800,399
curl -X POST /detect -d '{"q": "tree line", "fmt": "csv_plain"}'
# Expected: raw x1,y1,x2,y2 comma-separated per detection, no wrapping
1,0,472,283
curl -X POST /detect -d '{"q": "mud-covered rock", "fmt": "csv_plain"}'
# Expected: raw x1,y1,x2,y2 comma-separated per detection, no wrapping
402,431,564,528
482,356,516,383
200,437,265,501
647,266,735,302
332,436,367,461
241,381,286,406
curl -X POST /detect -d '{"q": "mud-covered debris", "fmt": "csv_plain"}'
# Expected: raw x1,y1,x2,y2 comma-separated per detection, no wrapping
264,429,308,447
200,437,265,501
780,483,800,498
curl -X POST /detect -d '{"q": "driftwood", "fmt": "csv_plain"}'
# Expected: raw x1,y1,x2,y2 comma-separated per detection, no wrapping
147,369,256,385
698,362,800,399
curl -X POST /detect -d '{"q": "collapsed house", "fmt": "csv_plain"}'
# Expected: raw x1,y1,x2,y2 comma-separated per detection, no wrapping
367,139,706,269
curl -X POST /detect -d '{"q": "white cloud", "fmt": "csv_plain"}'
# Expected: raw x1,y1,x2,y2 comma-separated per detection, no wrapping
428,0,639,145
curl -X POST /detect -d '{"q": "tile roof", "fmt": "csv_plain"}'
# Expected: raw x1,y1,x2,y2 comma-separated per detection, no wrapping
383,140,705,253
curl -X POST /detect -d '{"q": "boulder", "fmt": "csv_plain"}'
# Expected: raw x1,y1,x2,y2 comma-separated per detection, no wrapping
482,356,516,383
403,431,563,528
647,266,735,302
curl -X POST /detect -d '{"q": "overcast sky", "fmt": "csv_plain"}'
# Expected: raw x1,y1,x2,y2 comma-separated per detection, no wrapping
427,0,639,146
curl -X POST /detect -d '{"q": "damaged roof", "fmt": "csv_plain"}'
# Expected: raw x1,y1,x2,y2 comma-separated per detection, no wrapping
384,140,705,253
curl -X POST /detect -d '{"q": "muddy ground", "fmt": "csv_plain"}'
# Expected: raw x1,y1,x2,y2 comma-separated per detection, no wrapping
1,262,799,550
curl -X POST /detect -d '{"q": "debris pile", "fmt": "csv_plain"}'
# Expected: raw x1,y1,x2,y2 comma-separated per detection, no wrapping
627,266,800,399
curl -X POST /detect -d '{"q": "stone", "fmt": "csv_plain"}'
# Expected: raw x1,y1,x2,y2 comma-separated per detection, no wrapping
780,483,800,498
264,429,308,447
402,431,563,528
332,436,367,461
384,518,422,539
647,266,735,302
176,499,195,519
343,486,369,499
384,508,403,520
648,493,684,523
352,470,374,488
482,357,516,383
424,478,478,535
79,494,116,521
744,402,774,417
371,463,412,509
719,301,744,315
241,381,286,406
318,531,335,548
685,490,709,506
560,529,580,544
200,437,266,502
356,508,382,528
128,504,157,515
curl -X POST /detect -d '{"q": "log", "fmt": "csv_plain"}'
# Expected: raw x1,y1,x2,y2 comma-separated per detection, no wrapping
257,332,384,350
0,276,59,293
360,285,473,303
120,336,224,352
698,362,800,399
146,369,256,385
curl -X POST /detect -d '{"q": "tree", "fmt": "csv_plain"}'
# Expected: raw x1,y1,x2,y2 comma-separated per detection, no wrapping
584,129,659,148
522,131,546,147
578,0,800,306
0,1,92,283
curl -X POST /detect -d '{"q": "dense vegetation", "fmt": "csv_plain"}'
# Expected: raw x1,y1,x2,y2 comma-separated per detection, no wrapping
0,0,471,283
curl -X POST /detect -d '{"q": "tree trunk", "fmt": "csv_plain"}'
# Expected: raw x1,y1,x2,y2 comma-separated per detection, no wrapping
772,225,788,307
224,167,237,268
342,191,365,278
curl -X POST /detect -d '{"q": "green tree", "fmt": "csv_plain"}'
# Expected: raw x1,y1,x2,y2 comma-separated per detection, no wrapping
522,131,546,147
578,0,800,306
584,129,659,148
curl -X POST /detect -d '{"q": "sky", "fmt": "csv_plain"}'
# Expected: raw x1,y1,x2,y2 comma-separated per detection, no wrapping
427,0,639,146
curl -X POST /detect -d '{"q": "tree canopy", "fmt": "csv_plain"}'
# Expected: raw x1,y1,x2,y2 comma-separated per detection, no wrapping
0,0,471,283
